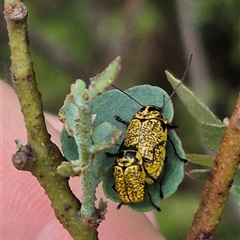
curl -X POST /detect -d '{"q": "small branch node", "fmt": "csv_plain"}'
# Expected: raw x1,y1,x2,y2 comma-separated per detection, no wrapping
4,2,28,21
12,142,36,170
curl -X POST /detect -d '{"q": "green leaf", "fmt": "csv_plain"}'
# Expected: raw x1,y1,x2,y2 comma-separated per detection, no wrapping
200,123,227,152
59,57,122,218
59,56,122,164
92,85,185,212
165,71,224,125
60,128,78,161
186,154,215,167
71,80,86,106
186,169,211,180
57,161,80,177
229,185,240,206
59,97,79,136
92,84,174,130
91,122,122,153
88,56,121,98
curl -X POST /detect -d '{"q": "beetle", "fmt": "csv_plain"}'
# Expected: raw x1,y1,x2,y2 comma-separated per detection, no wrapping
111,102,186,211
113,150,145,207
108,55,192,210
109,140,161,211
116,104,179,186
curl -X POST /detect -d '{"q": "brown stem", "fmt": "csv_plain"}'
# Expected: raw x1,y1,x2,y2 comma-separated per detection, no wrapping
4,1,99,239
187,95,240,240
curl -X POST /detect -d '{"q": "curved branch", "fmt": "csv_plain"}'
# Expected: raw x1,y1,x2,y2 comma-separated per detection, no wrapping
4,1,98,239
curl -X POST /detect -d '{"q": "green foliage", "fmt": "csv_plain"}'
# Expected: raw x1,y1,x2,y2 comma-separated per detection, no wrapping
166,70,227,153
91,122,122,153
166,71,223,125
166,71,240,208
200,123,227,152
186,154,214,167
60,128,78,161
3,1,239,237
59,67,239,213
59,57,121,168
60,82,186,212
59,57,122,217
186,169,211,181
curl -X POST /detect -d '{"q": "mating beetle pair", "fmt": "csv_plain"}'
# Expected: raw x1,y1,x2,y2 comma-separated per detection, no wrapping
107,96,187,211
106,56,192,211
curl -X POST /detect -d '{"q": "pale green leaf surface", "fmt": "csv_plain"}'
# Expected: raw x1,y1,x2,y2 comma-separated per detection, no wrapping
186,169,211,180
71,80,86,106
57,161,79,177
88,56,121,98
59,57,122,217
200,123,227,152
59,97,79,136
91,122,122,153
186,154,215,167
166,71,223,125
60,128,78,161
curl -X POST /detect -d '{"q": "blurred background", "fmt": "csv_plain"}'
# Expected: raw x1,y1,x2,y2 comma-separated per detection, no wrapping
1,1,239,239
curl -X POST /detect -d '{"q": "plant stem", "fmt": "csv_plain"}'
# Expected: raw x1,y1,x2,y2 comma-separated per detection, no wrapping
187,95,240,240
4,1,98,239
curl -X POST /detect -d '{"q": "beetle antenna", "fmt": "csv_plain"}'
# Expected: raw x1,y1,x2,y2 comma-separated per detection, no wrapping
164,54,193,108
111,84,144,107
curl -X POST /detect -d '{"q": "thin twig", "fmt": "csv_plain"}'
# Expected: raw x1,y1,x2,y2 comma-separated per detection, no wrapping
4,1,98,239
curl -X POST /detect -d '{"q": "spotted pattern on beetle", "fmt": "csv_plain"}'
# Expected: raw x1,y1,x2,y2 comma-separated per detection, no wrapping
107,83,189,211
123,105,168,184
113,150,145,203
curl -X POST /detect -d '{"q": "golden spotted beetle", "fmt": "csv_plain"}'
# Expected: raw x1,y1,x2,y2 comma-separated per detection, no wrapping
107,56,192,211
113,150,146,207
109,101,186,211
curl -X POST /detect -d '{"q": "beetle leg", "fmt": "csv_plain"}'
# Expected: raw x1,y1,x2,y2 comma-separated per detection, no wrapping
112,184,123,210
145,185,161,212
112,183,117,192
158,158,168,199
114,115,130,126
167,137,187,163
166,122,179,129
159,186,164,199
117,202,123,210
